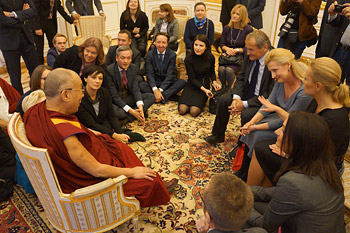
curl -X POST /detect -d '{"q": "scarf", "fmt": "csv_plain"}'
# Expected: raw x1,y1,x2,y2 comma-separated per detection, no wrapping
194,16,206,28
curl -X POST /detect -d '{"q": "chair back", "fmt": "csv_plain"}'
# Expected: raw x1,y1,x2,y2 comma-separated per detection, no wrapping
8,113,68,230
75,16,111,53
175,16,189,64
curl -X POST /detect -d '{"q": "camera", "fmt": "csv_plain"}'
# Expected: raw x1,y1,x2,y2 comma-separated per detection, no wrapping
334,4,346,13
278,11,298,38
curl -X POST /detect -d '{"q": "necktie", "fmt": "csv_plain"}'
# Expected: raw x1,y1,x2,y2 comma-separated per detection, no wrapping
247,60,260,99
48,0,54,19
122,69,128,87
158,54,163,71
82,0,88,16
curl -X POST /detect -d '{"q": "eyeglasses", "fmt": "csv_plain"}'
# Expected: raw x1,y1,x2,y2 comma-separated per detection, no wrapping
60,86,84,94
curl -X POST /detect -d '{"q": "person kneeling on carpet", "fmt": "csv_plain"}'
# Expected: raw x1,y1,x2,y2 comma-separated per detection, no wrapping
196,172,267,233
23,68,178,207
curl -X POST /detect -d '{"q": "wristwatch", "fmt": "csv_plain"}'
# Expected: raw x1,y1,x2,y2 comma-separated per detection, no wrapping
9,11,15,18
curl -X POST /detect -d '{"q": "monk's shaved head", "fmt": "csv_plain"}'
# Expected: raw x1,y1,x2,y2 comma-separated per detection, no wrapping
44,68,79,98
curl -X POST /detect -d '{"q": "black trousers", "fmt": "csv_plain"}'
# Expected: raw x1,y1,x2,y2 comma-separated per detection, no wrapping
212,92,259,137
34,19,57,64
139,79,186,103
2,32,39,94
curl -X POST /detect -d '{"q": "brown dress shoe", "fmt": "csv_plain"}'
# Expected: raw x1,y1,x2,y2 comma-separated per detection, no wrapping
163,178,178,192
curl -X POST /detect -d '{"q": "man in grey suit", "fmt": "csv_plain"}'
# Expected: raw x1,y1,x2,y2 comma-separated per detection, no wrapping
237,0,266,29
196,172,267,233
65,0,104,20
105,46,155,124
139,32,186,104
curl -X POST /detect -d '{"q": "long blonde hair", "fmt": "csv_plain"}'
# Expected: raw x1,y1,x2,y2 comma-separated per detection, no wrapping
228,4,248,29
309,57,350,107
265,48,305,81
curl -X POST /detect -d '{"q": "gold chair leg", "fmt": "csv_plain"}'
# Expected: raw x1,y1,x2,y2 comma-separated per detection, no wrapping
132,216,139,233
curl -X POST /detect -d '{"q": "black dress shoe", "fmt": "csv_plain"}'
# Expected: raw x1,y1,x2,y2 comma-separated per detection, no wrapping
204,135,225,144
124,131,146,142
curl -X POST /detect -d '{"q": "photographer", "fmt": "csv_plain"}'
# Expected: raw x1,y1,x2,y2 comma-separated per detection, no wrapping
277,0,321,59
327,1,350,85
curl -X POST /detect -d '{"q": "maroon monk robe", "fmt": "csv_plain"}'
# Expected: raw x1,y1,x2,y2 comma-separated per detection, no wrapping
0,78,20,113
23,101,170,207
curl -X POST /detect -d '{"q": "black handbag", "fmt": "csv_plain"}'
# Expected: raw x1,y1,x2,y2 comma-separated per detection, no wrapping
208,88,227,114
218,53,243,66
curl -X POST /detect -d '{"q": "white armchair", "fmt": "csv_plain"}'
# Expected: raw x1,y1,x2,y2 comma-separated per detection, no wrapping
8,113,140,233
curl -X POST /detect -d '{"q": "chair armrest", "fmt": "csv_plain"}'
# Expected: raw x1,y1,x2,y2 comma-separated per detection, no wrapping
70,175,128,198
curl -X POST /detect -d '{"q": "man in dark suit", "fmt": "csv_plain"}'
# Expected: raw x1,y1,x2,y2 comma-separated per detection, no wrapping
65,0,104,20
196,172,267,233
237,0,266,29
105,45,155,124
323,1,350,85
205,30,274,145
0,0,39,94
139,32,186,104
33,0,75,64
105,30,141,72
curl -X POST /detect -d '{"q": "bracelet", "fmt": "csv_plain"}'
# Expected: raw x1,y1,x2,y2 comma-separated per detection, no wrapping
236,48,240,52
253,124,257,131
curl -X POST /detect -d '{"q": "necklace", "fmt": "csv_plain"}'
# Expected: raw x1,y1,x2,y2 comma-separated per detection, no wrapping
230,28,241,47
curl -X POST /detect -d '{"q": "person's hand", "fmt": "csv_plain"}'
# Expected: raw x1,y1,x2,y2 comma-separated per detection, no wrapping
133,27,140,34
73,19,78,26
99,12,106,20
212,81,222,91
88,128,101,135
154,89,164,103
258,96,278,113
240,121,254,136
73,13,80,20
328,1,338,17
3,11,10,17
23,3,30,10
35,29,43,36
130,166,157,181
113,133,130,143
204,89,214,98
137,105,146,125
269,144,288,158
225,47,236,56
134,33,140,38
229,99,244,114
341,4,350,19
196,216,209,233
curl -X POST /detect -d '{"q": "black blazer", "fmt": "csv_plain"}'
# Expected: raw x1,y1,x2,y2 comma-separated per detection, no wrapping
220,0,237,26
145,48,177,91
33,0,73,31
105,62,142,109
65,0,103,15
76,87,122,137
230,51,274,107
0,0,37,50
54,45,82,74
105,45,141,71
237,0,266,29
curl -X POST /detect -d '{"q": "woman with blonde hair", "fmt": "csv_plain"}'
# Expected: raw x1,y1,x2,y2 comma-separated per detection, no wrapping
247,57,350,187
219,4,253,90
152,4,179,51
236,48,312,181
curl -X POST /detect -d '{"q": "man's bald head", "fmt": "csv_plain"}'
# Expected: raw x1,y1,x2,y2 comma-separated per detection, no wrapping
44,68,80,98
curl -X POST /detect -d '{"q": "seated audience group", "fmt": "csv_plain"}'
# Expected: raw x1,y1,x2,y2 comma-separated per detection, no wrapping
1,1,350,232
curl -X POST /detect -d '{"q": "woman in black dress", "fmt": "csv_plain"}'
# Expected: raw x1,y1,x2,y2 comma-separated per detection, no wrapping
76,65,145,143
178,34,221,117
120,0,149,57
247,57,350,187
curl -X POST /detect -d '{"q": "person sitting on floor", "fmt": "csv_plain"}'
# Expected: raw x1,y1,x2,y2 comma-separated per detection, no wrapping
105,46,155,124
247,111,345,233
196,172,267,233
23,68,178,207
47,34,68,68
16,64,53,116
76,65,145,143
139,32,186,104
